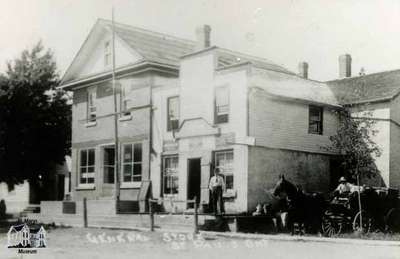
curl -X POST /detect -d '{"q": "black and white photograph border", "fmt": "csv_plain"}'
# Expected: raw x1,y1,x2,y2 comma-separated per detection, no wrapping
0,1,399,258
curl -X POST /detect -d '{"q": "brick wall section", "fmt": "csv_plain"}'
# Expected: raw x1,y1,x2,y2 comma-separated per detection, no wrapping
248,87,338,154
70,72,155,201
247,146,330,211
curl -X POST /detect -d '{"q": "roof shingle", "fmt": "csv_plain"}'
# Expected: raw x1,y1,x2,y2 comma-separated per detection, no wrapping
327,69,400,104
100,19,195,66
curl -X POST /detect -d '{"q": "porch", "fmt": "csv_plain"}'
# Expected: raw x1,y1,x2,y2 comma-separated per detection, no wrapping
25,200,276,234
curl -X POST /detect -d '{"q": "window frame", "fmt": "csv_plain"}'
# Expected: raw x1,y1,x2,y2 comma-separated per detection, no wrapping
308,105,324,135
78,148,96,187
214,86,230,124
102,145,115,184
161,155,179,196
120,84,132,117
167,96,180,131
214,149,234,192
87,87,97,122
121,142,143,183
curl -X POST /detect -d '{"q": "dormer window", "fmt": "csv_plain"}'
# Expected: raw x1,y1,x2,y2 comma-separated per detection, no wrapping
104,41,111,67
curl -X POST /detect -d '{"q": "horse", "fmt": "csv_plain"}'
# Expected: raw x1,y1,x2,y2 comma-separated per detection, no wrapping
272,174,326,235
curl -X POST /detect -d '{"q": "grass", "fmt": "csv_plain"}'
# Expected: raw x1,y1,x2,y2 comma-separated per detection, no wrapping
338,230,400,241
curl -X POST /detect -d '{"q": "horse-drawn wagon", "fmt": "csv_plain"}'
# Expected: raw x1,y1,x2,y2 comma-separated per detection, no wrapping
322,187,400,236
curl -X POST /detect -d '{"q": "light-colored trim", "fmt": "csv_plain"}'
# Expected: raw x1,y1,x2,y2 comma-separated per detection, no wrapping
59,61,178,90
76,185,95,190
251,86,342,108
118,115,133,122
85,121,97,128
120,182,141,189
180,46,218,59
215,62,251,73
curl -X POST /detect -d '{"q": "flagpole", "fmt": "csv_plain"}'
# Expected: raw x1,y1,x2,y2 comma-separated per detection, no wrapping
112,7,120,210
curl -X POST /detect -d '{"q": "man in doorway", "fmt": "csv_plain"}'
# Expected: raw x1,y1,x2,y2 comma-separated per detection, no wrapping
209,168,226,215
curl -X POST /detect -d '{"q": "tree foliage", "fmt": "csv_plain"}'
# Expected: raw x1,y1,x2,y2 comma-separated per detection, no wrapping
0,41,71,186
325,106,381,182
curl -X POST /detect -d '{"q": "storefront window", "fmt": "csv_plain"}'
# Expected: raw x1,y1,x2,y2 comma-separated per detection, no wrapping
162,155,179,195
215,150,234,190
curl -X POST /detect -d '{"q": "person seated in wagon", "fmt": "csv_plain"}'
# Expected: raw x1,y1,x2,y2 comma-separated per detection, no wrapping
334,177,355,198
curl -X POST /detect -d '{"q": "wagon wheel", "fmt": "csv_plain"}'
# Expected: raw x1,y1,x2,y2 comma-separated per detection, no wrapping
322,212,343,236
385,208,400,233
352,210,372,233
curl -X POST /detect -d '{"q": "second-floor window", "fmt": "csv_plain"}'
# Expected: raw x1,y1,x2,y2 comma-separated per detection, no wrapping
104,41,111,67
87,88,97,122
122,143,142,182
167,96,179,131
120,85,132,116
308,105,323,135
215,87,229,124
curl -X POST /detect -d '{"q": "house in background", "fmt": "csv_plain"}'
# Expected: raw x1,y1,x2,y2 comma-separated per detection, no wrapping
0,156,71,215
328,58,400,188
59,19,348,213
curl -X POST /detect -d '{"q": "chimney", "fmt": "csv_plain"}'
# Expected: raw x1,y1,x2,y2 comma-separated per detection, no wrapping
339,54,352,78
195,25,211,50
298,62,309,79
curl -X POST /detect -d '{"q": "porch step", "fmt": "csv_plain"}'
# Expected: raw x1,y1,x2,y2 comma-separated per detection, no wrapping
20,204,40,217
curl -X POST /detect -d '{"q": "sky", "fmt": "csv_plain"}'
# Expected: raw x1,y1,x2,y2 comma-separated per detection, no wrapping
0,0,400,81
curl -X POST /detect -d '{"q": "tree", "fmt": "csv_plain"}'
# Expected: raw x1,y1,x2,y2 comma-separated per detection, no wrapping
325,105,381,231
326,107,381,181
0,41,71,188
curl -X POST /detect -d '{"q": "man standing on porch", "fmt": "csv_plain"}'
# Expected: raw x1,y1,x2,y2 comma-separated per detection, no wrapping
209,168,226,215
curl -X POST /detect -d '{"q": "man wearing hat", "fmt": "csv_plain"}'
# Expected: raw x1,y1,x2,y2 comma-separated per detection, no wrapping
209,168,226,215
335,176,354,196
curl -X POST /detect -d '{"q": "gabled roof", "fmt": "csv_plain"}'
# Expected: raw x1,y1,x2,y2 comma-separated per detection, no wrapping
61,19,295,88
101,19,195,66
217,48,295,75
10,224,28,232
327,69,400,105
60,19,195,86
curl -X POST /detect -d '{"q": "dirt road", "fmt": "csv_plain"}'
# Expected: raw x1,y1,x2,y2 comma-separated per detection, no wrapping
1,227,399,259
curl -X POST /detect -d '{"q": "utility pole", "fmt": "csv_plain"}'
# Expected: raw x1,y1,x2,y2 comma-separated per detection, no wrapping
112,7,120,210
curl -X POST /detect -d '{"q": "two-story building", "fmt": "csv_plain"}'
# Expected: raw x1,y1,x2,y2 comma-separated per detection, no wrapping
60,19,398,214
